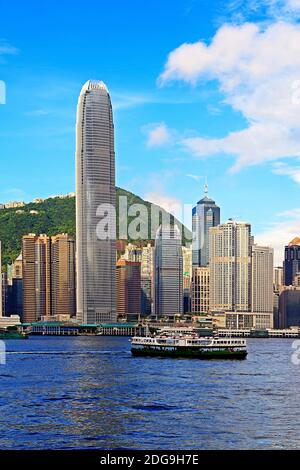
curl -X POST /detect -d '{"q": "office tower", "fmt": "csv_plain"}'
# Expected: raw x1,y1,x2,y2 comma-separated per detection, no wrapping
116,259,141,315
51,234,76,317
209,219,252,312
141,277,152,316
251,245,274,313
191,266,210,313
192,184,220,267
22,234,38,322
141,243,154,278
35,234,52,319
274,266,283,291
182,245,192,289
76,80,116,324
283,237,300,286
141,244,154,316
279,286,300,328
22,233,76,322
182,246,192,313
154,225,183,316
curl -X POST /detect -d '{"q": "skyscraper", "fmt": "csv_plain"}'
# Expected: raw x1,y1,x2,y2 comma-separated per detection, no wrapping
51,234,76,317
251,244,273,313
22,233,76,322
22,234,38,322
209,219,252,312
154,225,183,316
192,184,220,267
191,266,210,314
283,237,300,286
76,80,116,323
116,259,141,316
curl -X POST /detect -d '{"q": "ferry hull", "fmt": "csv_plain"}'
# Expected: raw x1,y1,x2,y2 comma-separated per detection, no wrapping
131,346,247,359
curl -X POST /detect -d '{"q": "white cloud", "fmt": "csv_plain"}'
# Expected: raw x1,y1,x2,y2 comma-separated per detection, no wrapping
145,123,172,148
144,191,183,216
256,208,300,264
272,161,300,183
159,21,300,172
0,42,18,56
186,173,202,181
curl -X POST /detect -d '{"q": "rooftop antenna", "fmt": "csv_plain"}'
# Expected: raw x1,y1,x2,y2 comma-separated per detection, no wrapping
204,176,208,196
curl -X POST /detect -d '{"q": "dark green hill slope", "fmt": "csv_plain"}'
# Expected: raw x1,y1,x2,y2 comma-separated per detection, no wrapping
0,187,191,266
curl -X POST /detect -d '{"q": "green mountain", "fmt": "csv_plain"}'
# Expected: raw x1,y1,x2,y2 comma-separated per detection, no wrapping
0,187,191,267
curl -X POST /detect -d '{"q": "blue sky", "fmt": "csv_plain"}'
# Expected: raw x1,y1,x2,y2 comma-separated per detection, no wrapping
1,0,300,262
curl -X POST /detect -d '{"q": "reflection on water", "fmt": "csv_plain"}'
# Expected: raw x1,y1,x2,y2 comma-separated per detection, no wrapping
0,336,300,449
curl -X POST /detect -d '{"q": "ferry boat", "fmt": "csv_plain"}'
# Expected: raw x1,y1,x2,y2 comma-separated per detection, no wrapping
131,333,247,359
0,328,28,340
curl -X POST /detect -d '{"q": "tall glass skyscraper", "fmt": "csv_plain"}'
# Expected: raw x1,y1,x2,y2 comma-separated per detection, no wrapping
76,80,116,323
192,185,220,267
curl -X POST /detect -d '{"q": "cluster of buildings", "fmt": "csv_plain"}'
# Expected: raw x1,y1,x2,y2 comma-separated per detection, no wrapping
0,79,299,332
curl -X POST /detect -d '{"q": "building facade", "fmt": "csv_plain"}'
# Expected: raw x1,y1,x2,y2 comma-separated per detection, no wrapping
154,225,183,316
191,266,210,314
251,245,274,313
76,80,116,323
51,234,76,318
209,220,252,312
116,259,141,315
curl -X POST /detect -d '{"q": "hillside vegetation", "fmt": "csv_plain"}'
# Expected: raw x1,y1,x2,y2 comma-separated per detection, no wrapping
0,187,191,266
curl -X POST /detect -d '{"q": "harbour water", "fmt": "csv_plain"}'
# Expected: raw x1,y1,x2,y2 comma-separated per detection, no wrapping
0,336,300,449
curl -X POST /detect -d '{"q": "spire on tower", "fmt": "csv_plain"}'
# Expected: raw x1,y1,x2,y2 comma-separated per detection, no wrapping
204,176,208,196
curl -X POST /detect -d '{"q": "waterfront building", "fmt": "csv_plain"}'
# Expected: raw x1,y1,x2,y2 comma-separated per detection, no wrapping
251,245,273,313
116,259,141,315
22,234,39,322
224,311,273,329
191,266,210,313
35,234,52,319
22,233,76,322
51,234,76,318
154,224,183,316
76,80,116,324
192,184,220,267
209,219,252,312
283,237,300,286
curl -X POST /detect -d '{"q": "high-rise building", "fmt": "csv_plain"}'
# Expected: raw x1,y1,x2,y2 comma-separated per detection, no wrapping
116,259,141,315
35,234,52,319
251,245,273,313
191,266,210,313
141,277,152,316
140,244,154,316
22,233,76,322
22,234,38,322
76,80,116,324
209,219,252,312
192,184,220,267
283,237,300,286
51,234,76,317
154,225,183,316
